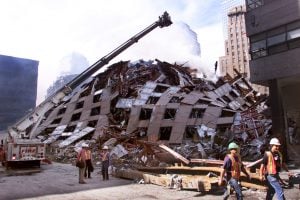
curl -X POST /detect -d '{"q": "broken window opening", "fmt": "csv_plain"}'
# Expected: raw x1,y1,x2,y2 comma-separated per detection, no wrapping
153,85,169,93
189,108,205,118
164,108,177,120
39,127,56,136
75,101,84,109
196,98,211,104
169,96,182,103
146,96,160,104
64,125,76,132
184,126,198,139
245,96,255,104
79,88,92,98
137,127,148,139
87,120,98,127
51,118,62,124
229,90,239,98
70,113,81,121
57,107,66,115
139,108,153,120
90,106,101,116
81,130,95,140
159,127,172,140
93,93,102,103
221,95,231,103
216,124,232,135
221,110,236,117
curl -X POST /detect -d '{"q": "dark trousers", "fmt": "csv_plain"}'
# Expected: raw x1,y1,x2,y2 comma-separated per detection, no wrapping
84,159,92,178
102,160,109,180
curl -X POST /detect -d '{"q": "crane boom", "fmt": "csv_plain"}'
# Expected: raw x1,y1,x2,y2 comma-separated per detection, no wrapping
7,12,172,141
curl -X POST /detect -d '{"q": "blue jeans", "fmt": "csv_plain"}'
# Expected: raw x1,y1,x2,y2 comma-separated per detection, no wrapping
223,178,243,200
266,174,285,200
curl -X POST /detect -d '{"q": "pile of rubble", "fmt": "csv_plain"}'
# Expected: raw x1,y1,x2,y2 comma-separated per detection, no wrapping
36,59,275,191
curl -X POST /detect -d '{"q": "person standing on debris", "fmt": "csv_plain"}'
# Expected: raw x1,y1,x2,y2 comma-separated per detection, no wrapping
77,143,88,184
100,145,110,180
259,137,292,200
0,145,6,166
84,144,93,179
218,142,251,200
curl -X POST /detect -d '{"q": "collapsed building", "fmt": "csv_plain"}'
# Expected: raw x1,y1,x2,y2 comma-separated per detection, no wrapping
30,59,276,191
35,59,270,163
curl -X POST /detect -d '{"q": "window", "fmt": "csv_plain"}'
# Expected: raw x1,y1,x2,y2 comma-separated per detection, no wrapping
250,20,300,59
79,88,91,98
189,108,205,118
184,126,198,139
146,96,160,104
251,40,266,51
64,125,76,132
159,127,172,140
137,128,148,139
51,118,62,124
75,101,84,109
169,96,182,103
93,94,101,103
153,85,168,93
87,120,98,127
71,113,81,121
247,0,264,11
220,110,235,117
287,28,300,40
164,109,177,120
267,33,286,46
57,107,66,115
139,108,153,120
90,106,101,116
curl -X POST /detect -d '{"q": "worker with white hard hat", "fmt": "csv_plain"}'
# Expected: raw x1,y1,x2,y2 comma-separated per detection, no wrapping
219,142,250,200
76,143,89,184
259,137,292,200
84,143,93,179
100,145,110,181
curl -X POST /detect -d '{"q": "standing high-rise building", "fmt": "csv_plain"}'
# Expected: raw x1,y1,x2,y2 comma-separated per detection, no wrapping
219,5,268,94
221,0,245,39
0,55,39,131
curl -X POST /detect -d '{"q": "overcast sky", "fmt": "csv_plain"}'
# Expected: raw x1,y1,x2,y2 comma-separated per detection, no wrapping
0,0,225,104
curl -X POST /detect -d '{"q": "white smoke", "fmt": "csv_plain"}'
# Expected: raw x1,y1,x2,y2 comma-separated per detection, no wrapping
59,52,89,75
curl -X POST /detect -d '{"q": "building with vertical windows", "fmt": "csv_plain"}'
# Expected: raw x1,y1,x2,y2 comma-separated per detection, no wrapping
221,0,246,39
0,55,39,131
245,0,300,156
219,5,268,94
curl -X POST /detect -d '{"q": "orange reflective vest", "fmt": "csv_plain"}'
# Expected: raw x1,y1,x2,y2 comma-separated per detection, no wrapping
266,151,282,175
228,154,241,179
85,150,92,160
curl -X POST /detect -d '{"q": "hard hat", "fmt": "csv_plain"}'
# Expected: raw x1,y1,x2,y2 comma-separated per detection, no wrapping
82,143,89,148
269,138,281,145
103,145,109,150
228,142,239,150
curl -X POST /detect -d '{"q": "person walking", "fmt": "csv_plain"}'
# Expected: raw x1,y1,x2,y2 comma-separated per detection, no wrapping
84,145,93,179
259,138,292,200
219,142,250,200
77,143,88,184
100,145,110,181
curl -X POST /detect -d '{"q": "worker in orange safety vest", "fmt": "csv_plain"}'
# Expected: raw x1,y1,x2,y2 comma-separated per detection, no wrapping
259,137,292,200
219,142,250,200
